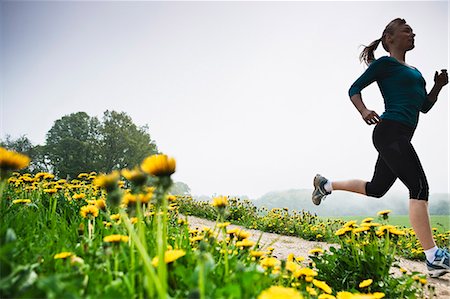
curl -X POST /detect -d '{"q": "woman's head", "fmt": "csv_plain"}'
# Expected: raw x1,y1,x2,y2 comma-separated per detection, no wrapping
359,18,414,65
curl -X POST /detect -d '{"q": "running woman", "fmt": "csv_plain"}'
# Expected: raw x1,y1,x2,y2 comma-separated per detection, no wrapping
312,18,449,278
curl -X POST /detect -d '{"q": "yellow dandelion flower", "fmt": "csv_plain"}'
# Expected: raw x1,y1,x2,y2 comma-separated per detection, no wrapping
250,250,265,258
260,257,280,268
12,199,31,204
227,228,239,235
377,210,391,216
309,248,324,255
72,193,86,200
336,292,353,299
343,220,358,228
211,195,228,208
306,286,318,296
362,217,374,223
353,227,370,234
43,188,58,195
236,239,256,248
419,278,427,285
80,205,99,219
359,279,373,288
294,267,318,278
318,294,335,299
388,228,406,236
373,293,385,299
54,251,73,259
141,154,176,177
0,147,30,176
257,286,303,299
236,230,251,240
95,199,107,210
151,249,186,267
217,222,231,228
103,234,129,243
78,173,89,179
93,171,120,192
121,167,147,185
313,279,332,294
361,222,381,228
335,227,353,236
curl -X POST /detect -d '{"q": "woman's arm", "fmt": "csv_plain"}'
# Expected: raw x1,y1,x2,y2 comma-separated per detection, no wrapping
350,94,381,125
422,69,448,113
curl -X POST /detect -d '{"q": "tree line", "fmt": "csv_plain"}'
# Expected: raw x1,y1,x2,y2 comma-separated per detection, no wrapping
1,110,158,179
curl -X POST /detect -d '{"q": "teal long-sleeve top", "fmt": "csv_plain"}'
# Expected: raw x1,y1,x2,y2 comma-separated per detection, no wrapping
348,56,435,128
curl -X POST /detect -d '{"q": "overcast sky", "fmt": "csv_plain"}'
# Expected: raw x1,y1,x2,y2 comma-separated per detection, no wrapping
1,1,449,199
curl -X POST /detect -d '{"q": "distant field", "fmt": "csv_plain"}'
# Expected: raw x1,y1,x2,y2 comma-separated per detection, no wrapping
323,215,450,232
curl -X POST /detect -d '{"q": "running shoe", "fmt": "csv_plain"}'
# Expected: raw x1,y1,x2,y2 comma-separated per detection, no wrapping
426,248,450,278
312,174,331,206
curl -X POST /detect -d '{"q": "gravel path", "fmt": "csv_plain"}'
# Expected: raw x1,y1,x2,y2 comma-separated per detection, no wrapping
186,215,450,298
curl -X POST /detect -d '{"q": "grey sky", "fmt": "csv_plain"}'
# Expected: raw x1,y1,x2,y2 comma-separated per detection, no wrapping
1,1,448,199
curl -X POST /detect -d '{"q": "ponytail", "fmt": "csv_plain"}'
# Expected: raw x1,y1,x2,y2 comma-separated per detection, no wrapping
359,38,382,66
358,18,407,65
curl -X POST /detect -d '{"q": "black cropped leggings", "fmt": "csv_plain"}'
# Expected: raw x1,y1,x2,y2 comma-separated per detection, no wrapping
365,119,429,201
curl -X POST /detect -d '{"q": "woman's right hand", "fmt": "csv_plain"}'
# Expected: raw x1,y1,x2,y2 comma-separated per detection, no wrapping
361,109,381,125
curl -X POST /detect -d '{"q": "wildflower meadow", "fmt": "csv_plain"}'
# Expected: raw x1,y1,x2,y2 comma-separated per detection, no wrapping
0,147,447,298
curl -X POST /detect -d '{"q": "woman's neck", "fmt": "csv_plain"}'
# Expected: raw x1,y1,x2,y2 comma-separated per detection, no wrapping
389,50,406,63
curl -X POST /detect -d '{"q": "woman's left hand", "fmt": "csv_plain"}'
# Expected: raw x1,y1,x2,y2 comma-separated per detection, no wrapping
434,69,448,88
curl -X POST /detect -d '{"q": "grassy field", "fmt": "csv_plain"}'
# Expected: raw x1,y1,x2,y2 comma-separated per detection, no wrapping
323,215,450,232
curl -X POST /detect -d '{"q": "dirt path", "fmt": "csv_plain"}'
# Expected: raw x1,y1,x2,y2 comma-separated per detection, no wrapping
186,215,450,298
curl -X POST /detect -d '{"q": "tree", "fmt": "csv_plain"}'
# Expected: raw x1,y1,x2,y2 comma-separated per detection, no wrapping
45,111,158,179
0,135,49,173
46,112,102,178
98,110,158,173
169,181,191,196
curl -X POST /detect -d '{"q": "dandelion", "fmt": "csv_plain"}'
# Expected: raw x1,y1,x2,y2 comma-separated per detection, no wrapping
43,188,58,195
343,220,358,228
335,227,353,236
362,217,374,223
141,154,176,177
336,292,353,299
306,286,318,296
257,286,303,299
293,267,318,278
0,147,30,178
121,167,147,186
309,248,324,256
388,228,406,236
78,173,89,179
353,227,370,234
236,230,251,240
359,279,373,288
318,294,335,299
80,205,99,219
250,250,265,258
151,249,186,267
103,234,129,243
217,222,231,228
72,193,86,200
377,210,391,216
211,195,228,209
236,239,256,248
260,257,280,269
377,210,392,220
93,171,120,192
313,279,332,294
12,199,31,204
54,251,73,260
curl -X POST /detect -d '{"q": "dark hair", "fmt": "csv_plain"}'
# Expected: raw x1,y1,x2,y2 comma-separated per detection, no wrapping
359,18,407,65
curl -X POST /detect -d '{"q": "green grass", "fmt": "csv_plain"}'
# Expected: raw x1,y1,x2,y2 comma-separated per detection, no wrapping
323,215,450,232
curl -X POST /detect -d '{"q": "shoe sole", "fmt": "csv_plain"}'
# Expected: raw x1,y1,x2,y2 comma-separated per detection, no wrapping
312,175,323,206
428,269,449,278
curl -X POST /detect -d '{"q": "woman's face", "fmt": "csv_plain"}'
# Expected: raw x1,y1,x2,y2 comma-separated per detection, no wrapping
388,23,416,52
